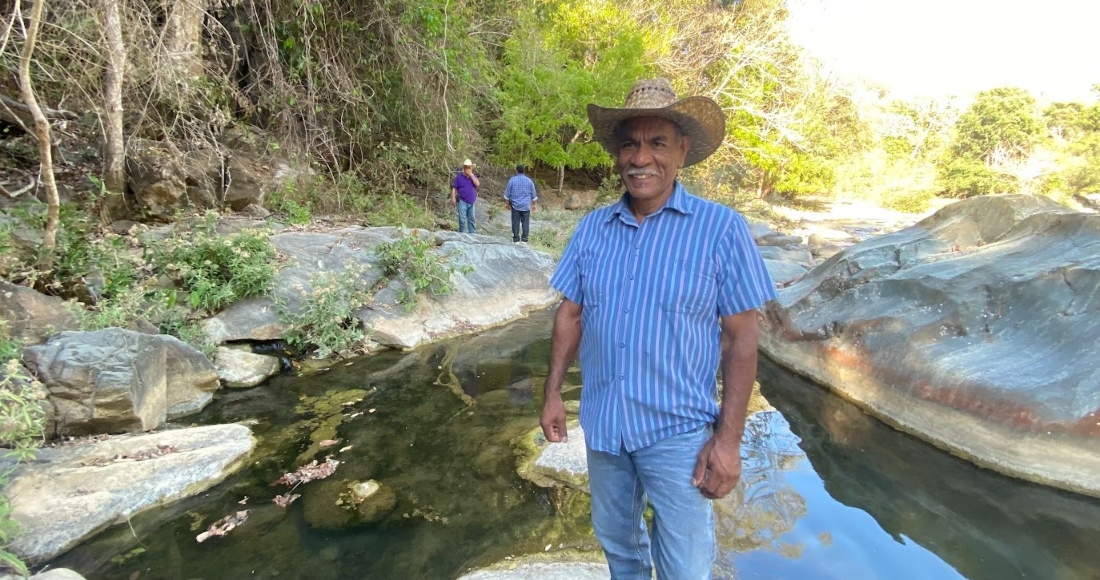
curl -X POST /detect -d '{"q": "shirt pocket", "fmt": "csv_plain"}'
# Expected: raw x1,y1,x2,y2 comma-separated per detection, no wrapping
660,259,717,316
579,257,606,308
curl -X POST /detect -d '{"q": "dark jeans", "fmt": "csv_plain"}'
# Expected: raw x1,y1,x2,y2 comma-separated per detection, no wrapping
511,208,530,242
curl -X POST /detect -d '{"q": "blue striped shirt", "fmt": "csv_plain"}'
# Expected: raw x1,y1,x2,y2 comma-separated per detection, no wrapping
549,182,777,454
504,174,538,211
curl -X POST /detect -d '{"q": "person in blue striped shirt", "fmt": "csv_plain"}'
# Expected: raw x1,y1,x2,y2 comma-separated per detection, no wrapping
504,164,538,243
541,78,777,579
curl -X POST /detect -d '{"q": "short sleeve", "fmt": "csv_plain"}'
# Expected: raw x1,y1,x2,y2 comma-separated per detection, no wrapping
716,214,777,316
549,225,585,305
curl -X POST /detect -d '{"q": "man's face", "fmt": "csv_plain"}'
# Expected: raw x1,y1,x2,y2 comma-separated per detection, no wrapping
463,164,473,174
616,117,690,206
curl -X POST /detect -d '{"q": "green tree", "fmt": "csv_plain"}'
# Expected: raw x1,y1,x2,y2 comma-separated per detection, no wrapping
494,0,651,190
938,87,1044,197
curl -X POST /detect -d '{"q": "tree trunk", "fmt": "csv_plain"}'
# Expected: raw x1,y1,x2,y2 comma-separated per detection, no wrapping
101,0,128,222
15,0,60,264
558,165,565,193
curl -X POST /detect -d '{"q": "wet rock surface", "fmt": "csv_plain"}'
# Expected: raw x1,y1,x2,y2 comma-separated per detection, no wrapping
4,424,254,564
759,194,1100,496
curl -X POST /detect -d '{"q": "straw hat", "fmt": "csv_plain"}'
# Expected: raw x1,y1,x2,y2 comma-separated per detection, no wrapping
587,78,725,168
462,159,474,167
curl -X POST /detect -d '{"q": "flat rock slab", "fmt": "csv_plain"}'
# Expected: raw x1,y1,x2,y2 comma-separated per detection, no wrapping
5,424,255,564
514,421,588,491
459,561,610,580
760,194,1100,497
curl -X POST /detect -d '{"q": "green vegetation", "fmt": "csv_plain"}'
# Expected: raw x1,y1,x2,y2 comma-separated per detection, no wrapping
280,267,373,359
375,232,472,309
149,215,278,313
0,359,46,576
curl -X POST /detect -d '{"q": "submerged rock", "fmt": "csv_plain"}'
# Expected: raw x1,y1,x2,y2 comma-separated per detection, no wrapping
513,421,589,492
458,552,610,580
3,424,254,564
0,570,87,580
301,478,397,529
760,194,1100,497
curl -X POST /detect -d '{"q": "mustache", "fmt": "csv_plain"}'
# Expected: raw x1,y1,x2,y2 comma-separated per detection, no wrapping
625,169,659,177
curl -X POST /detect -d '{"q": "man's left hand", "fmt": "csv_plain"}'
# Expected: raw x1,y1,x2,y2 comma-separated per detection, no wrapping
691,434,741,499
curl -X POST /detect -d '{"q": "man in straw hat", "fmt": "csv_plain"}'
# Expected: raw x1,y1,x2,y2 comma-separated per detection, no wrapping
540,78,776,578
451,158,480,233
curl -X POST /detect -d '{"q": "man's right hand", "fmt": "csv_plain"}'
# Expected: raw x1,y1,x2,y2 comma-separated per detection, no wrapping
540,394,568,443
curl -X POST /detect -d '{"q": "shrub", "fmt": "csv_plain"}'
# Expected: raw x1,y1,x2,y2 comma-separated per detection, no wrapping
279,266,372,359
0,359,46,576
0,322,20,366
150,216,278,313
374,232,471,309
363,194,435,229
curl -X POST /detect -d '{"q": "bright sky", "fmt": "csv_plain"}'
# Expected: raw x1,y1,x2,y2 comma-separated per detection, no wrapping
785,0,1100,103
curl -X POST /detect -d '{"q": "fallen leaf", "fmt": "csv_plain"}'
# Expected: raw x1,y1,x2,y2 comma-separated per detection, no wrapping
368,408,376,414
338,445,354,453
274,457,340,486
238,496,249,505
319,439,340,448
273,493,301,508
196,510,250,542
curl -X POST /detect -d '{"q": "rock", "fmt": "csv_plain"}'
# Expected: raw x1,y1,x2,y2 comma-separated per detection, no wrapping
3,424,254,564
757,234,803,248
513,421,589,491
347,479,397,523
763,259,808,287
759,194,1100,497
223,155,272,211
0,569,87,580
126,139,220,220
756,246,814,268
22,329,219,435
301,478,396,530
747,220,777,242
205,227,559,352
238,203,271,219
812,244,843,260
107,220,141,235
203,298,287,344
213,346,281,388
358,234,560,350
0,280,79,345
458,557,610,580
564,194,583,210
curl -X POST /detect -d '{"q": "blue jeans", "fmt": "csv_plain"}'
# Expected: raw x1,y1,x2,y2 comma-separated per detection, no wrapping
587,425,715,580
457,199,476,234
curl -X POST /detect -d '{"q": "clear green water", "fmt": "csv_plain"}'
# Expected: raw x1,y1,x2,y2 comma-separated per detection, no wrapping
49,310,1100,579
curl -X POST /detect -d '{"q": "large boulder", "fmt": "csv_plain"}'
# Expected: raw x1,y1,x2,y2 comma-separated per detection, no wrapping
0,280,79,345
759,195,1100,497
126,140,283,220
205,227,560,352
22,329,220,435
2,424,254,564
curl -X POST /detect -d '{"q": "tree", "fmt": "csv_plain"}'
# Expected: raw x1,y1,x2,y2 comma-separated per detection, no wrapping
101,0,127,222
14,0,61,263
494,0,651,190
938,87,1044,197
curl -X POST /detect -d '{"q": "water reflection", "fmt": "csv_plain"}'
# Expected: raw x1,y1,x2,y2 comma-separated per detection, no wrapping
42,311,1100,580
758,355,1100,579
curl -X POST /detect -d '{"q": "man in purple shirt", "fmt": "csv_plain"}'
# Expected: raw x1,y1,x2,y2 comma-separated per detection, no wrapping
451,158,480,234
541,79,776,579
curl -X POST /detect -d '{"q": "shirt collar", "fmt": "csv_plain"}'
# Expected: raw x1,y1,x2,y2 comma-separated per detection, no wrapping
605,181,693,223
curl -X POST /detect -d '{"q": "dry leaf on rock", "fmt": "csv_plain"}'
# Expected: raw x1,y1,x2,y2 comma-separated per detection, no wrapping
195,510,250,542
319,439,340,448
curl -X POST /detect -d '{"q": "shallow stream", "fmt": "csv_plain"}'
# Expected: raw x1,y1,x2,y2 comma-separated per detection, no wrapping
50,310,1100,579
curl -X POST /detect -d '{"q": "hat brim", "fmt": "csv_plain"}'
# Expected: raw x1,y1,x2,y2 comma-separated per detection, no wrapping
587,96,725,168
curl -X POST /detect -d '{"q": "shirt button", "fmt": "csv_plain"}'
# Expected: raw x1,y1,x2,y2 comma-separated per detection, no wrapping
629,275,634,280
620,342,626,348
619,374,624,380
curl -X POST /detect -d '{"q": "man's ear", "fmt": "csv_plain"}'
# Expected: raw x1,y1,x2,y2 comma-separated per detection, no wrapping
679,134,692,168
